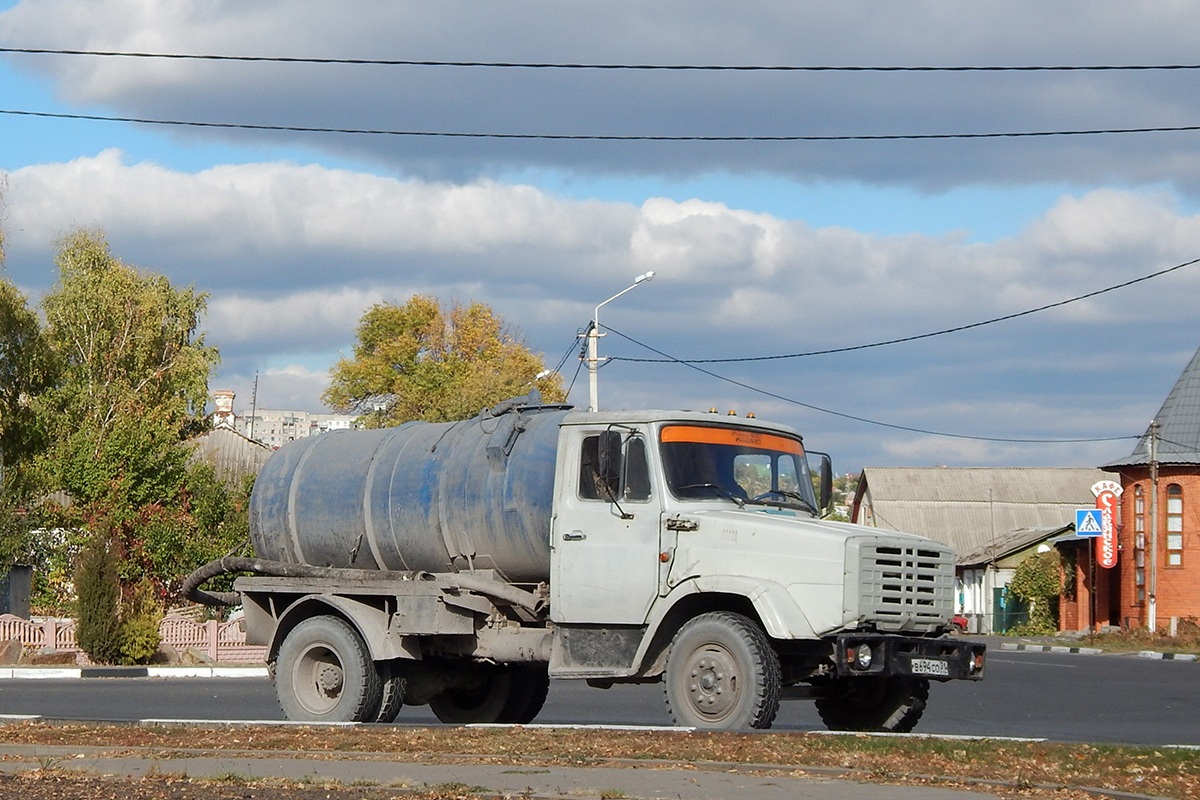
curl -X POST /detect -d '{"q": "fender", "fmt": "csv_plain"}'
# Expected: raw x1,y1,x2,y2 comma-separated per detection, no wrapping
271,594,420,663
633,574,818,670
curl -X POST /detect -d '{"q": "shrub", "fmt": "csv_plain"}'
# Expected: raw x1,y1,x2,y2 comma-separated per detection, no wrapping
1008,550,1061,635
74,531,165,665
74,530,123,665
118,578,163,664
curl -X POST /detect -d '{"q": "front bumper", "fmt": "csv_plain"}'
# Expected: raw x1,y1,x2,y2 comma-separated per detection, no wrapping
833,633,986,681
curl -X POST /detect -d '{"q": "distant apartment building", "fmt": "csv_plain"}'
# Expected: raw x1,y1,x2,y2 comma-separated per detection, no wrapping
211,389,357,449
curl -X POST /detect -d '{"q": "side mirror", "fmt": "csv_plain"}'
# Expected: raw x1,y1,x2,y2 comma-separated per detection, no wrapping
809,451,833,512
597,430,623,493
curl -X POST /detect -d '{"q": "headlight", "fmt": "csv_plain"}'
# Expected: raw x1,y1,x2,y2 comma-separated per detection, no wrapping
852,642,873,670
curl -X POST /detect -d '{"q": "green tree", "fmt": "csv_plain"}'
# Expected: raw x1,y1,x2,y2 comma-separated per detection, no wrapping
325,295,566,425
35,229,218,508
0,278,55,495
21,229,245,606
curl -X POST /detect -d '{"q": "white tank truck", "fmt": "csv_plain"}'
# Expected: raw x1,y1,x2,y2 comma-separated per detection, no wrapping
184,392,985,731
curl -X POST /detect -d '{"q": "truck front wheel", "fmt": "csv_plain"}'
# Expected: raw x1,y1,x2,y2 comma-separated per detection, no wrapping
275,615,383,723
663,611,781,730
814,676,929,733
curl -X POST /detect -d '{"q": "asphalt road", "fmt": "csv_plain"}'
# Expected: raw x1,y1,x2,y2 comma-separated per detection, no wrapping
1,649,1196,745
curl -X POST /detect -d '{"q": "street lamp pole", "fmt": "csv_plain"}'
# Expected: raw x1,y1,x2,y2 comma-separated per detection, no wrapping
588,271,655,412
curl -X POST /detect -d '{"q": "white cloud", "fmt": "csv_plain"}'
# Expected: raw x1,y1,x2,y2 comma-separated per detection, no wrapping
5,153,1200,467
217,363,334,416
206,286,386,346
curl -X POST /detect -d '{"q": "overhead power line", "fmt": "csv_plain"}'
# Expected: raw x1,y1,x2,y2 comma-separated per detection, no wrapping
3,47,1200,73
602,325,1137,444
4,108,1200,143
609,255,1200,363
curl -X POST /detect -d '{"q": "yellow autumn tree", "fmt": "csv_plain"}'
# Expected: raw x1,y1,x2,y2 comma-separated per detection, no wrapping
324,295,565,425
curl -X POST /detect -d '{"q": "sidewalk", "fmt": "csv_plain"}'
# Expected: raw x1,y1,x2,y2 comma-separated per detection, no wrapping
0,665,268,679
0,742,1049,800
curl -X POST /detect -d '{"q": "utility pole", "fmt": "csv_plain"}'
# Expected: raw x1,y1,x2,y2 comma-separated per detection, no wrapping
1148,419,1160,631
586,271,655,412
249,372,260,442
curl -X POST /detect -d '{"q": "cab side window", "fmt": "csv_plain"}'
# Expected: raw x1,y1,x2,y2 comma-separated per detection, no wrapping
579,435,618,500
578,433,651,502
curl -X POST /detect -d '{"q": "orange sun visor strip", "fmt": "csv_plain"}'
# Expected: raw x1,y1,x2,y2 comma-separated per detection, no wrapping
660,425,803,455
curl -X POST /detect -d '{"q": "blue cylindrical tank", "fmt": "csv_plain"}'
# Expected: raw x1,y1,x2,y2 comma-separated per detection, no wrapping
249,405,569,583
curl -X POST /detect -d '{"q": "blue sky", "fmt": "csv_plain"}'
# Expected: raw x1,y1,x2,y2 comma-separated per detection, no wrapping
3,2,1200,472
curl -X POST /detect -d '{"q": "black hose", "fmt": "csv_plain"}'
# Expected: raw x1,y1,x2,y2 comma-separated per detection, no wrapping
181,556,431,607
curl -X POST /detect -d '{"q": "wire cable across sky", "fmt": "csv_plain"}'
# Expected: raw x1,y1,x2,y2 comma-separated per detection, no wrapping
602,324,1140,445
610,255,1200,364
4,108,1200,143
593,253,1199,443
5,47,1200,73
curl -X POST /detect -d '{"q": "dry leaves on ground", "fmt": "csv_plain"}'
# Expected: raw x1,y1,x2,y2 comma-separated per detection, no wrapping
0,722,1196,799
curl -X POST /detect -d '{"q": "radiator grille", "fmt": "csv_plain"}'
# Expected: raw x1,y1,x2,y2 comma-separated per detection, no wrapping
856,540,954,632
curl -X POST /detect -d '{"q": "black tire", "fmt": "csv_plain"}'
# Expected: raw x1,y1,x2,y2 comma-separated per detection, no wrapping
498,664,550,724
815,676,930,733
429,665,514,724
662,611,781,730
275,615,383,723
374,660,406,724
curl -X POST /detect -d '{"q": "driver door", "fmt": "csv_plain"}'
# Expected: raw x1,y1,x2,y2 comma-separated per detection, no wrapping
550,428,662,624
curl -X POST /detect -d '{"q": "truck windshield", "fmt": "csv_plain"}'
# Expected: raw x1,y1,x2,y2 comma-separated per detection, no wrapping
659,424,819,513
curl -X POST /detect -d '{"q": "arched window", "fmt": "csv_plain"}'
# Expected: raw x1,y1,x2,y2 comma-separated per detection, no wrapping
1166,484,1184,567
1134,485,1146,603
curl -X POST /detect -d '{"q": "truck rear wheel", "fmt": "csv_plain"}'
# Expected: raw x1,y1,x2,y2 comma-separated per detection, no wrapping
275,615,383,723
429,665,513,723
374,660,406,723
815,676,929,733
663,611,781,730
500,664,550,724
429,664,550,724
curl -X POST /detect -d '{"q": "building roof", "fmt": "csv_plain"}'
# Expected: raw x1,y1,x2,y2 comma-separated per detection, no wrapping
853,467,1112,560
189,426,273,486
1106,344,1200,468
955,525,1071,567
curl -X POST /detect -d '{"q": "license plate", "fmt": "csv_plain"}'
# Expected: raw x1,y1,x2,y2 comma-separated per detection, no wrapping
910,658,950,677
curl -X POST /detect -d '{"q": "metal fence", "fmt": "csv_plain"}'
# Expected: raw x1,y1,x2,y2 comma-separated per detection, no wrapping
0,613,267,665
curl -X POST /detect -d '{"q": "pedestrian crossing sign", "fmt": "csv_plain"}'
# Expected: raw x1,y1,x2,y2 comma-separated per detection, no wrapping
1075,508,1103,537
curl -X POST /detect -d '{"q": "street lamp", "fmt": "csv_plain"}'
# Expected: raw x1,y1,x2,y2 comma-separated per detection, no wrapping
587,271,655,412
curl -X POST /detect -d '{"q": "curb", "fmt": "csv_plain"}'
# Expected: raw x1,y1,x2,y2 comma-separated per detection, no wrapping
1137,650,1199,661
0,666,269,679
999,642,1103,655
997,641,1200,661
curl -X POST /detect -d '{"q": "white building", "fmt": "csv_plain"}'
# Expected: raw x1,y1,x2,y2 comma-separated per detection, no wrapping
211,390,357,449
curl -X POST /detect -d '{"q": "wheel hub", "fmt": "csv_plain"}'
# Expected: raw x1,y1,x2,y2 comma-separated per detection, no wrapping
316,663,344,695
687,652,738,719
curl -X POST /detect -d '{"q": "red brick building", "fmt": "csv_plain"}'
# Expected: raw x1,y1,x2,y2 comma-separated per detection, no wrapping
1092,345,1200,631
